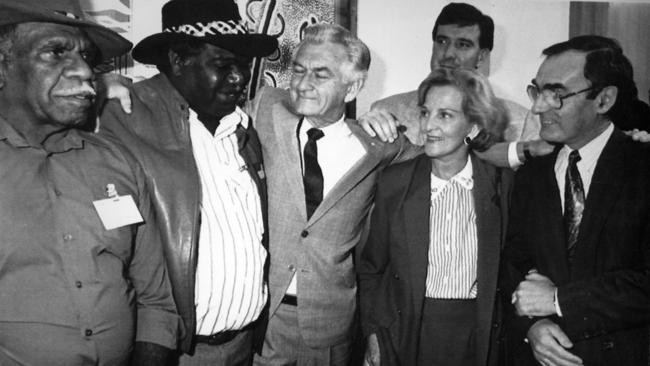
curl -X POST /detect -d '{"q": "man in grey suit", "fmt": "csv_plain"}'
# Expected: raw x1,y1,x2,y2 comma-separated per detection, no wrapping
250,24,417,365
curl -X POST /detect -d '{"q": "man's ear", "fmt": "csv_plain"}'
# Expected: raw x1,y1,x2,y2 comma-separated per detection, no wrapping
595,86,618,114
476,48,489,69
167,49,189,76
344,77,365,103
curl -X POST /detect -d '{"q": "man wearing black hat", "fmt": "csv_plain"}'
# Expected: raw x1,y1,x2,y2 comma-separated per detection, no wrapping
0,0,180,365
100,0,277,364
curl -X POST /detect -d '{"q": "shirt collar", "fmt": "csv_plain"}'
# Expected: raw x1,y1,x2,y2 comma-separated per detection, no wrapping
189,106,248,141
431,157,474,193
301,115,348,139
558,122,613,166
0,115,85,153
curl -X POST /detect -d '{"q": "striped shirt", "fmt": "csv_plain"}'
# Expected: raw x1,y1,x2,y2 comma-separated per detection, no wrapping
189,107,267,335
425,158,478,299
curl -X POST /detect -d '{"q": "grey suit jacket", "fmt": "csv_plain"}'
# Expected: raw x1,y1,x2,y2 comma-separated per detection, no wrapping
248,86,418,347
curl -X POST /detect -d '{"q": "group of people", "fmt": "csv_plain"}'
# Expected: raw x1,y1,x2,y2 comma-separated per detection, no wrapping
0,1,647,366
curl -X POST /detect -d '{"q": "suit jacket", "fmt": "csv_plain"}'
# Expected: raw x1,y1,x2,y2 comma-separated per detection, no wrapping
100,74,269,353
500,128,650,366
358,153,513,366
248,86,418,348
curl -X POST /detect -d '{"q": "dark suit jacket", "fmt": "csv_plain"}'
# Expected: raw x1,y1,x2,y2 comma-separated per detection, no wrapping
358,153,513,366
500,129,650,366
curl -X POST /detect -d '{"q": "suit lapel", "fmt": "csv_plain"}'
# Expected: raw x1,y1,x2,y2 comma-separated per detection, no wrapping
273,102,309,220
535,150,571,283
573,130,626,274
306,120,385,224
471,155,502,323
402,156,432,302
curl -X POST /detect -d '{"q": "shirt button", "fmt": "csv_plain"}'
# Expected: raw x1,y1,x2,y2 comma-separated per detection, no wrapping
445,245,450,251
288,264,296,272
446,213,452,220
85,329,93,336
54,189,62,196
63,234,72,241
301,230,309,238
75,281,82,288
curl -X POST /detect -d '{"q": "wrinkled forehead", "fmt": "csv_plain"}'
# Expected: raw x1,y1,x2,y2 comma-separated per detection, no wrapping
13,22,94,51
535,50,588,89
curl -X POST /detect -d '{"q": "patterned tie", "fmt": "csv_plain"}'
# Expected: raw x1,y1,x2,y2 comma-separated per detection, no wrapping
303,128,324,219
564,150,584,257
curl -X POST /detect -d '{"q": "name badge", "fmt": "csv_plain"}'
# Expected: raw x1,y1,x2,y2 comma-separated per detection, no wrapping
93,184,144,230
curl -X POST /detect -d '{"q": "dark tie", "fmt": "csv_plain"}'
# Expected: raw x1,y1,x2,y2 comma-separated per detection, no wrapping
303,128,324,219
564,150,584,256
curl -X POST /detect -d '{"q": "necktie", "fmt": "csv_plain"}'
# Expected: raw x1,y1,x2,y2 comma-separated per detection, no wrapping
303,128,324,219
564,150,584,256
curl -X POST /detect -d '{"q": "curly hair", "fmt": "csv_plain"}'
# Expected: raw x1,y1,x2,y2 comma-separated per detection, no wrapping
417,68,509,151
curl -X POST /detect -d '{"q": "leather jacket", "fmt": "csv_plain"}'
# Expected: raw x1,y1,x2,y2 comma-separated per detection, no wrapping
99,74,268,353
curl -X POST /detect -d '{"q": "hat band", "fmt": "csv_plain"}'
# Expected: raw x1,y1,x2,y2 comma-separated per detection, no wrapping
163,20,248,37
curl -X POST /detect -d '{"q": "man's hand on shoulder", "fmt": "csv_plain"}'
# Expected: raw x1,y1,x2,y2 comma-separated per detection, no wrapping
527,319,583,366
96,73,133,115
358,108,401,143
624,128,650,142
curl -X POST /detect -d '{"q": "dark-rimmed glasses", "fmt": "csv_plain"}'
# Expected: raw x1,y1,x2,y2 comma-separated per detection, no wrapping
526,84,597,110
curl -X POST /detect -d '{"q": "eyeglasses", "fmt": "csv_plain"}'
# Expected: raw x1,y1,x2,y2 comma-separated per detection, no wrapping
526,84,598,110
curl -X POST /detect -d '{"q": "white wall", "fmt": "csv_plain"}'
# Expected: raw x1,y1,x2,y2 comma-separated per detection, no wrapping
357,0,570,114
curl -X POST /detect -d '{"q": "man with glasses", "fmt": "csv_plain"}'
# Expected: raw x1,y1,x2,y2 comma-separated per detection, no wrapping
500,35,650,366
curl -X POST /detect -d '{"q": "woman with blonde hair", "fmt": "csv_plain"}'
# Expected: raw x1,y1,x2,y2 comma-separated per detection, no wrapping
359,68,512,366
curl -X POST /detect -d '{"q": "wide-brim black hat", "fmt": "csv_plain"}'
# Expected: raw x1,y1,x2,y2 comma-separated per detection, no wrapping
0,0,132,61
132,0,278,66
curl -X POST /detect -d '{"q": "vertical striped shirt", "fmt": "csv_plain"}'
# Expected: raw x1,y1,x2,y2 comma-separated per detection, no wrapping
425,158,478,299
189,107,267,335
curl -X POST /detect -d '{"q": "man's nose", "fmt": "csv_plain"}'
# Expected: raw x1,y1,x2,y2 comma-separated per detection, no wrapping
530,94,552,115
226,66,245,84
63,53,93,81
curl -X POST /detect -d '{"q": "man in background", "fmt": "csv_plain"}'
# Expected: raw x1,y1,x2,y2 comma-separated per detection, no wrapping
361,2,551,167
0,0,180,364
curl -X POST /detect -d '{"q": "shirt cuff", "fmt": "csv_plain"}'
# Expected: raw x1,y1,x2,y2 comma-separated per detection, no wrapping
508,142,524,168
136,308,181,350
554,288,563,317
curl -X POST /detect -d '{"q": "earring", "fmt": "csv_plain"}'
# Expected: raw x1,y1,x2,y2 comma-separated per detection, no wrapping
464,136,472,145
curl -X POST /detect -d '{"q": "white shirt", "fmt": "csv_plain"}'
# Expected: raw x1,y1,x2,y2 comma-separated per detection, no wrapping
425,158,479,299
285,116,366,296
554,123,613,211
189,107,267,334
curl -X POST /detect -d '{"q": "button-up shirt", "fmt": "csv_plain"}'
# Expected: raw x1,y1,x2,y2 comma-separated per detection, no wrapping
425,158,478,298
189,107,267,335
0,118,179,365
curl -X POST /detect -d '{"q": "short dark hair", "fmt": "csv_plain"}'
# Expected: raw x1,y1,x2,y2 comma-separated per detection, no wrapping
432,3,494,51
417,68,509,151
543,35,637,124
